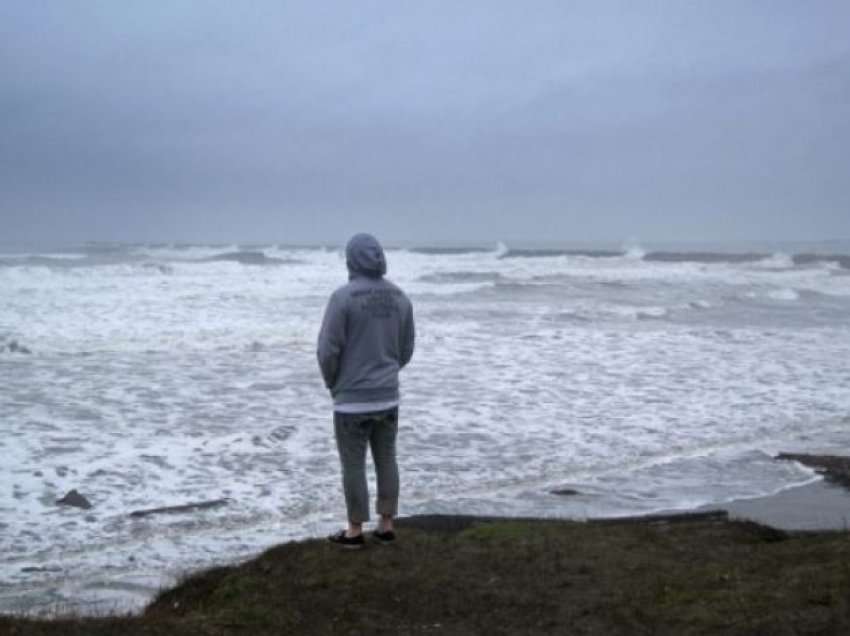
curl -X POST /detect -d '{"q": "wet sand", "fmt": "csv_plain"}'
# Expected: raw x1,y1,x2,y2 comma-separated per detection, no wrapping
705,479,850,531
707,453,850,531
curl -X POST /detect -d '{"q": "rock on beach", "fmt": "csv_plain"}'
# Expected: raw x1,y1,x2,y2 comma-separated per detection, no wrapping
5,340,32,354
56,489,93,509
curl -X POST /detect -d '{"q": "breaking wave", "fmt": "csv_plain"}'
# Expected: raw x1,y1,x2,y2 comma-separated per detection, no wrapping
793,253,850,270
644,251,769,264
417,271,504,284
408,246,496,255
499,248,625,259
4,242,848,272
202,251,303,266
766,288,801,301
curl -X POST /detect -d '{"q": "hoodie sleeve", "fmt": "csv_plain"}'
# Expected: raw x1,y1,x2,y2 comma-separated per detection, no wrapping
399,300,415,369
317,291,347,390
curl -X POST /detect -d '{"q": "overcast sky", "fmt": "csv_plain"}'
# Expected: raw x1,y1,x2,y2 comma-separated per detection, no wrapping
1,1,848,244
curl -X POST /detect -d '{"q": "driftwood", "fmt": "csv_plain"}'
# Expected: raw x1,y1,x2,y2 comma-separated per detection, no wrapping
129,498,229,518
550,488,581,496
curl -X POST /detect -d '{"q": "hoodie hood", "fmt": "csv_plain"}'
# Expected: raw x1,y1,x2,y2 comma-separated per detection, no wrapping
345,233,387,279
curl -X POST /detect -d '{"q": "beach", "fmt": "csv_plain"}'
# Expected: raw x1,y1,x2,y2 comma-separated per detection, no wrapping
702,453,850,532
1,453,849,634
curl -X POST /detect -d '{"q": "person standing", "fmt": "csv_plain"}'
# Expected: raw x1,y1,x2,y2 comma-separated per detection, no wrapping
317,233,415,548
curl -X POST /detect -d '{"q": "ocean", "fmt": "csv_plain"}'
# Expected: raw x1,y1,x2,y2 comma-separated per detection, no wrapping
2,239,849,613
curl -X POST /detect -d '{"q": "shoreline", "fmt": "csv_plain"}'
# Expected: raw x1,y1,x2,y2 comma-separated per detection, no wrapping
701,478,850,532
2,453,849,623
394,473,850,536
4,485,850,634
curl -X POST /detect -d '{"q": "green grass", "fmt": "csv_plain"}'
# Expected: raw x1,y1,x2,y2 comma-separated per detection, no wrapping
3,516,850,635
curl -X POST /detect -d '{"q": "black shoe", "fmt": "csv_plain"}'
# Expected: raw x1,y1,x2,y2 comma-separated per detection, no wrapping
372,529,396,544
328,530,365,549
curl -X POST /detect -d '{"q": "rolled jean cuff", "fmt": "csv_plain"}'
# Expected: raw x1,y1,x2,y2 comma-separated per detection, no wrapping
376,497,398,517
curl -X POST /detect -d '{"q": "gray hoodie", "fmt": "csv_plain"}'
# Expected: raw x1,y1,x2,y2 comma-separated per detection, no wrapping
317,234,415,405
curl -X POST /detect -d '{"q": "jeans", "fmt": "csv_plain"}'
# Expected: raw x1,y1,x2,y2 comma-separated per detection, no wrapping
333,407,399,523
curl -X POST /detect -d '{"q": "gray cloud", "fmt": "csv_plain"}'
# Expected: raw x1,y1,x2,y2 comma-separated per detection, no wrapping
1,1,848,243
